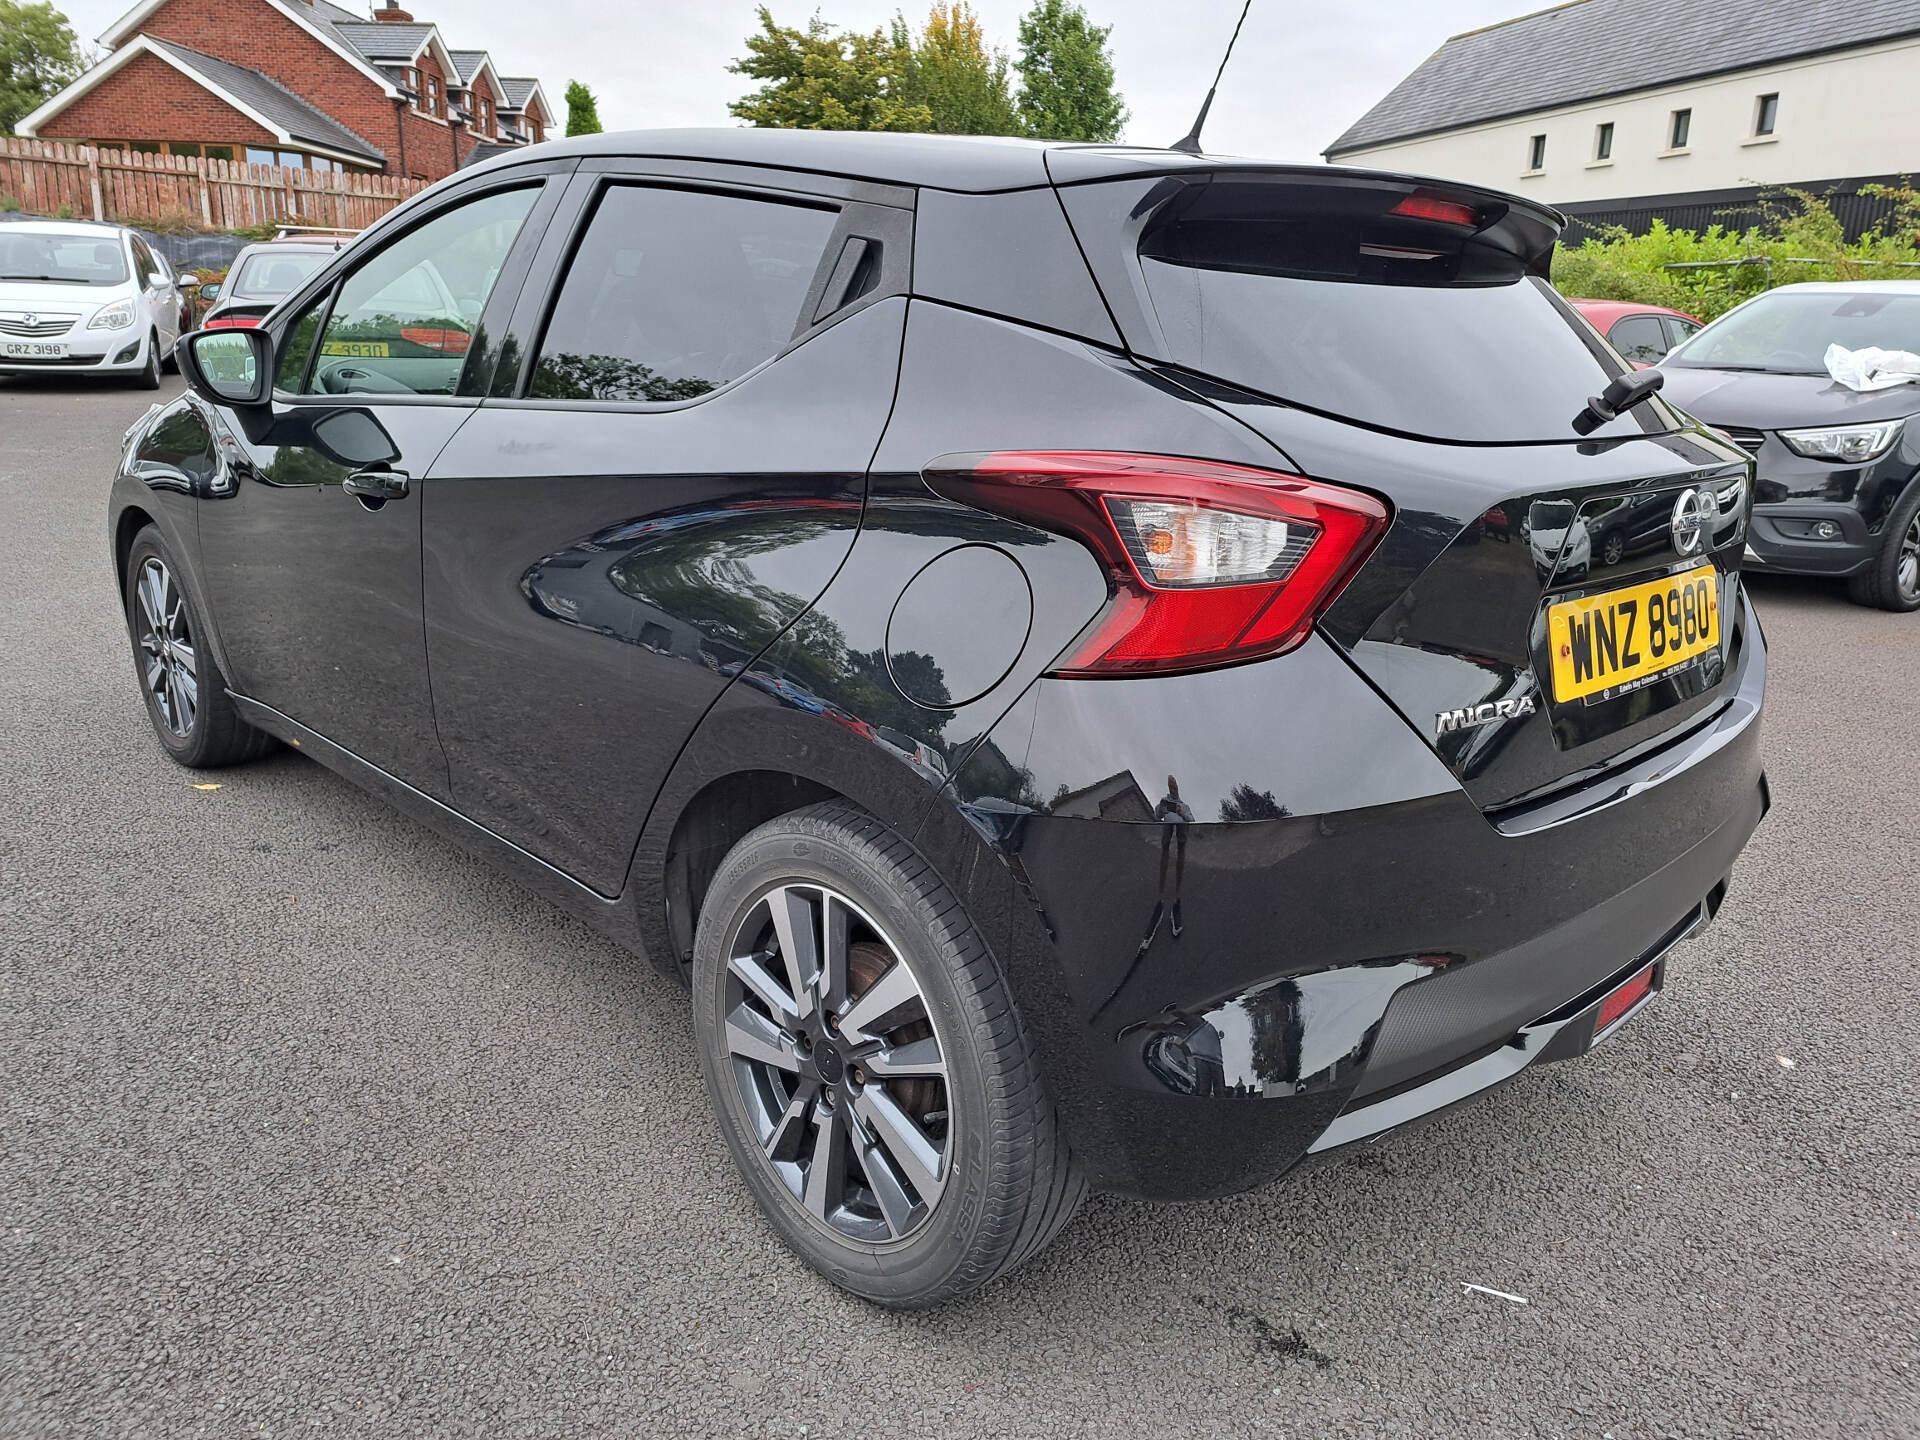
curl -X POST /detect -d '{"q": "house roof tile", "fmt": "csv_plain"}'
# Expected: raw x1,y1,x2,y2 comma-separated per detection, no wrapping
147,36,386,163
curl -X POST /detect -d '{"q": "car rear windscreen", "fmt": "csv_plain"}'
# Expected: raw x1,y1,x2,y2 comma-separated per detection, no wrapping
230,249,327,302
1082,177,1661,444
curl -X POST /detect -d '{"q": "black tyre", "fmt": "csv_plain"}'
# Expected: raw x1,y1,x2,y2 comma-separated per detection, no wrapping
1846,486,1920,612
1600,529,1626,566
124,527,276,768
692,801,1084,1307
131,331,161,390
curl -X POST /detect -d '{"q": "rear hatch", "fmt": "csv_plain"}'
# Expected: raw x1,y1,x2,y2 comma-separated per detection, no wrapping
1049,159,1753,810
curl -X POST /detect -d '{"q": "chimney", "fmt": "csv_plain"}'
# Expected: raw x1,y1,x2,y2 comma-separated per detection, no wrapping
374,1,414,20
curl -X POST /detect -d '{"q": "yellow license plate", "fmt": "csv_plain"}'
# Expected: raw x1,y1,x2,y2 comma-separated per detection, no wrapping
320,340,390,357
1548,565,1720,703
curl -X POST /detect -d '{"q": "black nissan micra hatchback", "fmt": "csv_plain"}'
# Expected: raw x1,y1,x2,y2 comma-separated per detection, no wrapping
115,130,1768,1307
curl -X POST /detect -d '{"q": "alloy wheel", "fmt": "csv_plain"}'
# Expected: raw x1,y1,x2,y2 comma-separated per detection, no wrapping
722,883,952,1244
1899,513,1920,602
135,556,198,737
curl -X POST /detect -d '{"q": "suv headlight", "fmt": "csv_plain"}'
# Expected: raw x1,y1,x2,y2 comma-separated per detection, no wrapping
1778,419,1905,463
88,298,137,331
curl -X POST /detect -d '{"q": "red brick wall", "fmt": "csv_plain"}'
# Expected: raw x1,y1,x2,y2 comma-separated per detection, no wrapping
43,52,279,148
65,0,472,181
405,48,461,179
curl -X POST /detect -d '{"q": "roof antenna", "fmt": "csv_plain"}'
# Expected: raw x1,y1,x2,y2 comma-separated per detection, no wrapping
1170,0,1254,154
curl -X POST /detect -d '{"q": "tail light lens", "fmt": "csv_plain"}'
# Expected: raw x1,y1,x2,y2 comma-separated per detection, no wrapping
399,324,472,354
924,451,1389,676
200,316,259,330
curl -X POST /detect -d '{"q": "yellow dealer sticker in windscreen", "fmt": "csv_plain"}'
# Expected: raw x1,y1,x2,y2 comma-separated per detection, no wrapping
321,340,390,358
1548,565,1719,703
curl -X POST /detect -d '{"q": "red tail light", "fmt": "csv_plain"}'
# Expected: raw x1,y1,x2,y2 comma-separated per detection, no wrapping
201,316,259,330
399,324,472,354
924,452,1389,676
1390,192,1479,227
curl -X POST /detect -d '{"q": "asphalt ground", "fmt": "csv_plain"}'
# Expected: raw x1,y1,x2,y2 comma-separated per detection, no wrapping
2,372,1916,1439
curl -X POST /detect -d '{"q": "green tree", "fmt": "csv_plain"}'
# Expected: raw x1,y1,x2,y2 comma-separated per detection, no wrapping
729,7,931,132
896,2,1019,136
564,80,602,137
1,1,83,136
1014,0,1125,142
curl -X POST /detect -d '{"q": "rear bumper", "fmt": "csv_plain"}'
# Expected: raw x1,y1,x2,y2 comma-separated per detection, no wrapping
961,592,1768,1201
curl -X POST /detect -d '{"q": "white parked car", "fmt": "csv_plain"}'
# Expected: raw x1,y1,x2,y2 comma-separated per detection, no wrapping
0,221,190,388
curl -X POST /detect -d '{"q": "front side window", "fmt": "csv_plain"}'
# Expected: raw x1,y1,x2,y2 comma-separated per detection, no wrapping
527,185,838,403
306,185,538,396
1669,108,1691,149
129,235,156,289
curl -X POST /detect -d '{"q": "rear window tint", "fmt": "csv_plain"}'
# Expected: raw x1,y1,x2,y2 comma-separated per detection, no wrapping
1073,177,1662,444
231,249,327,301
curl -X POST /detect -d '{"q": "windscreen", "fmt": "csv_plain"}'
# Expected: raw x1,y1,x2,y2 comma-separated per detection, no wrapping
0,230,130,285
1664,288,1920,373
230,249,327,302
1121,178,1659,443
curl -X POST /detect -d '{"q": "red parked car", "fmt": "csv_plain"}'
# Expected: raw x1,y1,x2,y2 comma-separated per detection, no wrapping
1569,299,1703,367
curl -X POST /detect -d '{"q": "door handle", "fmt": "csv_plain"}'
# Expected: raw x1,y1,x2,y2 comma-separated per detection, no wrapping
343,467,411,502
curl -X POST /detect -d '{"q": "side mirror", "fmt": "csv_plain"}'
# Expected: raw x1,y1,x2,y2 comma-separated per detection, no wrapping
178,327,272,408
148,271,170,289
177,275,201,292
198,281,222,303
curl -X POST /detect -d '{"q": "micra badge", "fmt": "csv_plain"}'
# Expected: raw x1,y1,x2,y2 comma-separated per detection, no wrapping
1437,696,1536,735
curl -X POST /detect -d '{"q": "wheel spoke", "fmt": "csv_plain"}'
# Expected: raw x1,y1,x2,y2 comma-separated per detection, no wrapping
138,565,166,633
854,1087,945,1204
864,1035,945,1079
850,1111,919,1238
729,950,799,1028
803,1100,848,1220
144,654,167,693
764,1090,812,1163
766,886,819,1020
839,960,921,1043
725,1005,800,1073
819,893,851,1009
170,638,196,674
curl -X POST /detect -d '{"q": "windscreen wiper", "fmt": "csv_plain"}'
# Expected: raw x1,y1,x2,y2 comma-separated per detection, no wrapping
1572,369,1664,436
0,274,90,284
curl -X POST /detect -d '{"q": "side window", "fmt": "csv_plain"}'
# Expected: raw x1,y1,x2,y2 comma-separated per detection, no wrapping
1608,314,1668,364
528,185,838,403
307,186,538,397
1665,317,1702,350
129,236,154,291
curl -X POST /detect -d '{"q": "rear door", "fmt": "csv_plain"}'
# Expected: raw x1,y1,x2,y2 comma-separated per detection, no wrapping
1051,166,1753,809
421,162,912,893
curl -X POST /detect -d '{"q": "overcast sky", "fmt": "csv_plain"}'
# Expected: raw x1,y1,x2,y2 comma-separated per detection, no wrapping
60,0,1528,160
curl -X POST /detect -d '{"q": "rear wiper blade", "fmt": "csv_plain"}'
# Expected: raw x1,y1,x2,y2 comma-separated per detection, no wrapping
1572,369,1665,435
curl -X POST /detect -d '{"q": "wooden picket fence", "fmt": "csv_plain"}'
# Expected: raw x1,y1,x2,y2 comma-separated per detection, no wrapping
0,136,428,233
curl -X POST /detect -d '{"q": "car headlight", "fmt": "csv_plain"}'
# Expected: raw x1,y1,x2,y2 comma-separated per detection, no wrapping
88,298,137,331
1778,419,1905,463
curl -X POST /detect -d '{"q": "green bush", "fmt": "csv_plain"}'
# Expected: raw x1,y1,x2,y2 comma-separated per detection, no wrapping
0,192,21,213
1552,185,1920,321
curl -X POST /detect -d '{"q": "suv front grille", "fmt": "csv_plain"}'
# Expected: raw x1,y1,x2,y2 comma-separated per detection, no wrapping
1718,426,1766,455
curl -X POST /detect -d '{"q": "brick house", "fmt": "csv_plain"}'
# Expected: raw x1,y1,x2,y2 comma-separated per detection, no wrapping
14,0,556,183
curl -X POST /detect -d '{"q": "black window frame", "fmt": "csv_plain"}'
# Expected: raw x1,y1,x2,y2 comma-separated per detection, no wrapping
1754,92,1778,136
1669,108,1692,149
1594,122,1613,161
484,159,912,412
1527,133,1547,171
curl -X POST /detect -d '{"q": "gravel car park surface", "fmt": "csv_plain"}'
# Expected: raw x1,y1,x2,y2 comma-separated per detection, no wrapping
2,375,1916,1439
